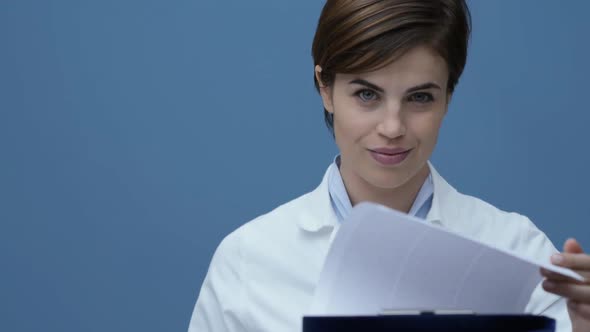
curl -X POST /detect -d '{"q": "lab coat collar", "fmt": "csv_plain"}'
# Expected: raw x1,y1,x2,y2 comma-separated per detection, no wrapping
297,168,340,232
296,162,455,232
425,161,455,227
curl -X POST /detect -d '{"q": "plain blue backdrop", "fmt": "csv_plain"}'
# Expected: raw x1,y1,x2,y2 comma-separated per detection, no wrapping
1,0,589,331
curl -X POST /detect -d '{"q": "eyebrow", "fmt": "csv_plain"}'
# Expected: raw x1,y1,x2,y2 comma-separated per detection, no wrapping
407,82,442,93
349,79,441,93
349,79,385,93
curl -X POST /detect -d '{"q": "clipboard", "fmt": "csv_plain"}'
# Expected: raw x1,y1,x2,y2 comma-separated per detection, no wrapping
303,314,555,332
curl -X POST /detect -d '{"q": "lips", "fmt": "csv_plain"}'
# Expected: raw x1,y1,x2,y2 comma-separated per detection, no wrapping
368,147,412,166
370,147,411,155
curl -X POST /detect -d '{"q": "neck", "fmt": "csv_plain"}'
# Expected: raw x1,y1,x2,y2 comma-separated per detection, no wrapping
340,163,430,213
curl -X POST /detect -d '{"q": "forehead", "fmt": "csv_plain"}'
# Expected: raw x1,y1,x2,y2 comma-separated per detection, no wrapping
337,46,449,90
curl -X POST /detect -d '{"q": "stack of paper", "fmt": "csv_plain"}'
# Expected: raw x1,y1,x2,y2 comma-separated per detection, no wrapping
309,202,582,315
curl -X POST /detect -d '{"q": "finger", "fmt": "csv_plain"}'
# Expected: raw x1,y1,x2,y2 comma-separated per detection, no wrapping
568,301,590,321
540,268,590,283
564,238,584,254
543,280,590,302
551,253,590,271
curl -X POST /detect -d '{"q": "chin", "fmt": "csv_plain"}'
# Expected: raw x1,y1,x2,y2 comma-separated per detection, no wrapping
368,162,425,189
366,171,412,190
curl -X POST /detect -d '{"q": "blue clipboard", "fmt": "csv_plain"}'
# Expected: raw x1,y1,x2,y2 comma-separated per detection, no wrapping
303,314,555,332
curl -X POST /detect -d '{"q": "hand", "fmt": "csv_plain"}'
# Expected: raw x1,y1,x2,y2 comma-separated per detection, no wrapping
541,238,590,332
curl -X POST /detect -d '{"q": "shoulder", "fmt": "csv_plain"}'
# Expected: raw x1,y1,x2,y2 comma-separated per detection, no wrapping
448,189,527,228
225,165,336,246
214,181,323,260
236,188,316,238
428,164,556,254
442,185,558,259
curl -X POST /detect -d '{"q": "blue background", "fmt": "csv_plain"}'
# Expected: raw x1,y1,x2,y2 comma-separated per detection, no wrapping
1,0,589,331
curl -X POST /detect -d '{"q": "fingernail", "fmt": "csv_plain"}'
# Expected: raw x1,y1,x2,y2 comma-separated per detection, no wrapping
551,254,564,264
544,281,556,289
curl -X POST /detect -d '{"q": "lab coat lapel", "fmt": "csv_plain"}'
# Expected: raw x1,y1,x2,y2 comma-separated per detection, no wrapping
296,168,339,233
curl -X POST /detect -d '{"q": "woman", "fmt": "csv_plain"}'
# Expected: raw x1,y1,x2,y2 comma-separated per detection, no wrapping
189,1,590,331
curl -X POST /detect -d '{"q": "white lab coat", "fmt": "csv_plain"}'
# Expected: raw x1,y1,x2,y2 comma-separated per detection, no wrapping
189,163,571,332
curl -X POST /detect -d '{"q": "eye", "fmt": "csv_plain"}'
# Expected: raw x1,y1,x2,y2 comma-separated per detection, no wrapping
356,89,379,102
407,92,434,104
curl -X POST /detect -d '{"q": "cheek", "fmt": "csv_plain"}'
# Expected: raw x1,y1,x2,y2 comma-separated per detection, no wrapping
334,113,377,150
409,111,445,145
333,101,378,143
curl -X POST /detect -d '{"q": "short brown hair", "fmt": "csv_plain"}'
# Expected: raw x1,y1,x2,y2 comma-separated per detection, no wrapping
312,0,471,133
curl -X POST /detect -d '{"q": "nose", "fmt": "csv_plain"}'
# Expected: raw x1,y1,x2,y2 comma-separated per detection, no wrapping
376,102,406,140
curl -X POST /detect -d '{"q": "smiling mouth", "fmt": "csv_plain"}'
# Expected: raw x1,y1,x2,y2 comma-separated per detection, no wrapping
369,149,410,155
368,148,412,166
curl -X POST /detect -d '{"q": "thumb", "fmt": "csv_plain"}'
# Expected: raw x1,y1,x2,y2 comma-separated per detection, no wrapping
563,238,584,254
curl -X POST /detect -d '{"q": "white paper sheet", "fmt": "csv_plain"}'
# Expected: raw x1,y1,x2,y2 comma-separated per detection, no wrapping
309,202,583,316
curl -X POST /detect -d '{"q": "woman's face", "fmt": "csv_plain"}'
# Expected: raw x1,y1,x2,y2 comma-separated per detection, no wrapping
317,45,450,192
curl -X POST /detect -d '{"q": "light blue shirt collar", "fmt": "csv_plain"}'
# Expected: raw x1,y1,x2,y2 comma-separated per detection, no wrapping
328,156,433,222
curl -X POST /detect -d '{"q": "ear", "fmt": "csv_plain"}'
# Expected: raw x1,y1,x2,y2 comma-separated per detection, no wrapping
315,65,334,114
